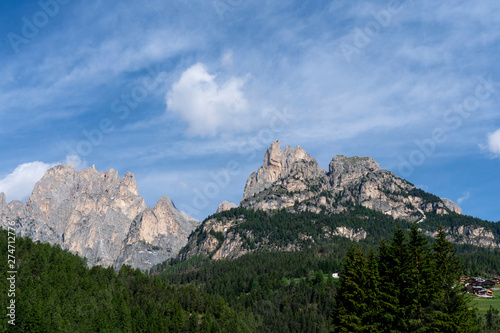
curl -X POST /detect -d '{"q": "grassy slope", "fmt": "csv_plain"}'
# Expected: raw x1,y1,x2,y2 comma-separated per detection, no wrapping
473,289,500,315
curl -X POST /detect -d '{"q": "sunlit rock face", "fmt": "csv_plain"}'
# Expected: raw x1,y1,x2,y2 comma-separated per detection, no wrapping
0,165,199,271
241,140,460,222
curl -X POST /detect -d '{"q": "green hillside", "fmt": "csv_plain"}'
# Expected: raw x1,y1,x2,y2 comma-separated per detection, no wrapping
0,229,258,333
156,206,500,332
2,204,499,332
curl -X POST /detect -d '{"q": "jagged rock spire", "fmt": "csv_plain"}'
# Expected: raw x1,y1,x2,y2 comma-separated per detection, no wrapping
241,140,462,221
243,140,323,199
0,164,199,271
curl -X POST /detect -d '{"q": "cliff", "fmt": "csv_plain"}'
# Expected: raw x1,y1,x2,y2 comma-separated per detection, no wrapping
0,165,199,270
242,140,460,222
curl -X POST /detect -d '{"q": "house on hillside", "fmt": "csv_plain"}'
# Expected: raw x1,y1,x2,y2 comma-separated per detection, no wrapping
483,280,496,288
471,287,494,297
332,272,339,279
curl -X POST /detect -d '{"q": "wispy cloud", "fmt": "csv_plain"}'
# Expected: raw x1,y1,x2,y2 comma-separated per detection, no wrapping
457,191,471,205
1,0,500,221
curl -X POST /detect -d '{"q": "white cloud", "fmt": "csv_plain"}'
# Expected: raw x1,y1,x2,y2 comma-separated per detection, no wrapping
487,128,500,156
457,191,470,205
166,63,249,137
0,155,86,203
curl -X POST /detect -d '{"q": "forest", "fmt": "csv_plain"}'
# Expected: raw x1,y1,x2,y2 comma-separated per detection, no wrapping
0,230,258,332
1,205,500,332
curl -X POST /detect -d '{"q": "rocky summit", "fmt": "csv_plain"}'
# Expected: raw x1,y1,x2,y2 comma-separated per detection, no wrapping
216,201,238,214
242,140,461,221
0,165,199,271
178,142,492,263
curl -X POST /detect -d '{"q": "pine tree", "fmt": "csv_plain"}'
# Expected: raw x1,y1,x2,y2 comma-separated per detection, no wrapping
428,225,479,332
377,240,398,331
485,306,500,332
333,245,368,332
361,249,383,333
378,227,408,332
403,225,434,331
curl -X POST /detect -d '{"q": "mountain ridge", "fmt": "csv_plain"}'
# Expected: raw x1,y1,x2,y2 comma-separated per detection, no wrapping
241,140,461,221
0,164,199,270
1,141,494,272
178,141,496,263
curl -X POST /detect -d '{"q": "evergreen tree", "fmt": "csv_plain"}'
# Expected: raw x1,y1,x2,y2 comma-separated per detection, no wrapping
334,225,480,333
361,249,383,333
403,225,434,331
377,240,398,331
333,245,368,332
379,226,408,331
428,225,479,332
484,306,500,333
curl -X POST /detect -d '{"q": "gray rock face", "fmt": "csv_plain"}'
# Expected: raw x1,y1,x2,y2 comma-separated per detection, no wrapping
242,141,330,213
423,225,499,248
441,198,463,214
243,141,327,199
180,215,303,262
0,165,199,271
216,201,238,214
241,141,461,221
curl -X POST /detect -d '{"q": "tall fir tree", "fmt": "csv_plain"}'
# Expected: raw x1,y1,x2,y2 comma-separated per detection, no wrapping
361,249,383,333
428,225,479,332
403,225,435,331
333,245,368,332
379,226,409,332
377,240,398,331
334,225,480,333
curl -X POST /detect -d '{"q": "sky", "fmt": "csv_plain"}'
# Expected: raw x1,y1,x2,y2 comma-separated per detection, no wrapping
0,0,499,222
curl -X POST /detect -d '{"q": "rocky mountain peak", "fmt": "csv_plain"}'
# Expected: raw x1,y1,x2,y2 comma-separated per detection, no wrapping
120,171,140,196
216,201,238,213
328,155,381,189
1,165,199,271
243,140,325,199
441,198,463,214
0,192,5,206
241,141,461,222
293,145,313,162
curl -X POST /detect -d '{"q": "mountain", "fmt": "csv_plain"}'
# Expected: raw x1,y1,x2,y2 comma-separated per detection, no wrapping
1,141,495,271
0,165,199,270
178,141,498,262
242,140,461,221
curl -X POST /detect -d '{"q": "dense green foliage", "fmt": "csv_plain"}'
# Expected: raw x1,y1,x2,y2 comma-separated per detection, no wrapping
334,226,479,332
191,207,500,277
1,203,499,332
160,206,500,332
483,306,500,332
0,229,258,332
209,206,415,249
421,212,500,236
161,248,340,332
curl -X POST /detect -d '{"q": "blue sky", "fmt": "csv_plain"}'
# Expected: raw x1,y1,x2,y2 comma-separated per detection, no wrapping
0,0,499,222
